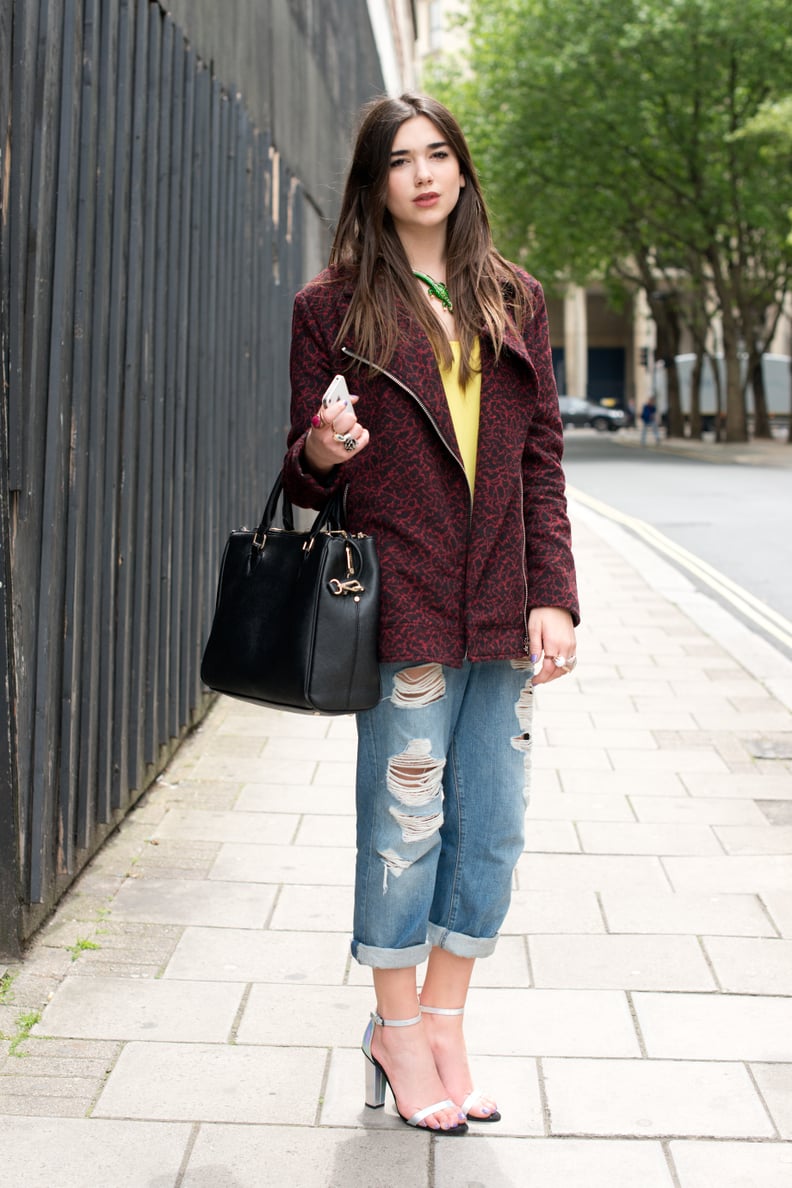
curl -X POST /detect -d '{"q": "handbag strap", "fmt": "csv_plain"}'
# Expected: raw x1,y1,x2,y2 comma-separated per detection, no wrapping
253,472,347,549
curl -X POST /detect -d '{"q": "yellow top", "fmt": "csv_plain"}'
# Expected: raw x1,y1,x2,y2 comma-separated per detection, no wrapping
440,339,481,496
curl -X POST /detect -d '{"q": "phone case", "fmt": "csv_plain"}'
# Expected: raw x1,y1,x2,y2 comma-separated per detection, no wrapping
322,374,350,408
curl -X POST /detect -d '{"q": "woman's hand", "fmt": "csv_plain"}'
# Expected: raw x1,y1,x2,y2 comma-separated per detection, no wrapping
528,607,577,685
302,394,370,477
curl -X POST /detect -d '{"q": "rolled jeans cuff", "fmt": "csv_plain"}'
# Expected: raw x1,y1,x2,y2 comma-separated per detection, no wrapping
427,921,500,959
351,939,432,968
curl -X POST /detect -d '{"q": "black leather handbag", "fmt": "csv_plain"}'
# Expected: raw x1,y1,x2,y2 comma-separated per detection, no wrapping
201,473,381,714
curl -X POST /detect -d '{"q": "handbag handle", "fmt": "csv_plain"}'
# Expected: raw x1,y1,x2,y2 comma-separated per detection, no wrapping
252,472,347,550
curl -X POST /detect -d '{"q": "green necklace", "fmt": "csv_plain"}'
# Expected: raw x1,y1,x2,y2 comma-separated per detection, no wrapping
413,270,453,313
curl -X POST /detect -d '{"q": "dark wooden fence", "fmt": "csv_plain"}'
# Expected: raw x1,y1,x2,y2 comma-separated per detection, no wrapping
0,0,309,953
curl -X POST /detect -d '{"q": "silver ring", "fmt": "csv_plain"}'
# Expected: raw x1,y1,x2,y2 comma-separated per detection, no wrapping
553,654,577,672
333,432,352,444
343,436,357,451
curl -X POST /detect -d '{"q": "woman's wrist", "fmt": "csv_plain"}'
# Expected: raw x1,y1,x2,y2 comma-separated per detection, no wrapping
301,432,336,480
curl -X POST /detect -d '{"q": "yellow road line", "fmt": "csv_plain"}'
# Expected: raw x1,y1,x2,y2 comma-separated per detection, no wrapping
567,485,792,651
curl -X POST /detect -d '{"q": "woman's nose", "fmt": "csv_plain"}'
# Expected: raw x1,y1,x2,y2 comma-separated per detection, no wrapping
415,159,433,184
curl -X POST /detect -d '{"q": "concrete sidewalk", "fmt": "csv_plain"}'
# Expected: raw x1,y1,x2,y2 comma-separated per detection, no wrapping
611,426,792,468
1,501,791,1187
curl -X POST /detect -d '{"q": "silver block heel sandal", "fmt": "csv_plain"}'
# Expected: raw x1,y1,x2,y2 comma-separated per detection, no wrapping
420,1004,502,1123
361,1011,468,1135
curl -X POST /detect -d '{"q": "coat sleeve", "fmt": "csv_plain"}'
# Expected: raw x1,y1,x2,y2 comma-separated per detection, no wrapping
281,285,346,509
521,278,581,625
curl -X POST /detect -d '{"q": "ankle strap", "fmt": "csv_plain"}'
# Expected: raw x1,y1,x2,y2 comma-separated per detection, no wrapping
420,1004,465,1016
370,1010,422,1028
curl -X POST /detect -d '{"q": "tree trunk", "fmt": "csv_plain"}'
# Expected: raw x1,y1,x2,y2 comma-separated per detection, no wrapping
708,350,724,442
652,299,685,437
665,358,684,437
749,350,773,439
689,350,704,439
722,319,747,442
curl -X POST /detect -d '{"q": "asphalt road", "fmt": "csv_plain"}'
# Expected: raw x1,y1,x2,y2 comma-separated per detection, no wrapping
561,430,792,657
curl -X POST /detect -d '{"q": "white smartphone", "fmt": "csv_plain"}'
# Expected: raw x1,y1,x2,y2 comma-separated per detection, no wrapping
321,373,350,408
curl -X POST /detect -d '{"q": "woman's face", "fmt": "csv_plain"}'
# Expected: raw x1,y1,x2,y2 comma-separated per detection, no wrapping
385,115,465,238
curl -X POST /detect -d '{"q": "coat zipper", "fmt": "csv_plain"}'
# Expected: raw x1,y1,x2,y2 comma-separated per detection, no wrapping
517,470,531,656
341,345,472,522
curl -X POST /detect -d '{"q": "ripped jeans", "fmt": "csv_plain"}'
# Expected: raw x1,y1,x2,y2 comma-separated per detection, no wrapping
351,660,533,968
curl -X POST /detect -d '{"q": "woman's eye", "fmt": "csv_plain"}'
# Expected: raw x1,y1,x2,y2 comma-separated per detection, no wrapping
431,150,449,160
389,158,406,168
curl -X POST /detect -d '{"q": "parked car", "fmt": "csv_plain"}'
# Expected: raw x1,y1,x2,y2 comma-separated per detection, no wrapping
557,396,627,432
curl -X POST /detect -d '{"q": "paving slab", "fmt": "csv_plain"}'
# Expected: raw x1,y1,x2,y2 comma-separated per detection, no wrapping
93,1041,326,1124
525,791,635,821
533,746,613,770
633,992,792,1061
503,890,606,935
680,772,792,800
669,1140,792,1188
111,878,278,928
313,760,357,786
599,890,774,936
516,853,670,892
190,755,317,783
661,855,792,893
426,988,640,1058
543,1057,775,1138
269,884,354,932
0,1117,191,1187
524,820,581,852
629,796,767,824
34,975,245,1042
713,824,792,854
529,934,715,991
162,926,348,983
560,769,686,797
293,814,357,848
236,782,355,815
182,1124,431,1188
609,749,730,774
702,936,792,994
209,842,356,885
434,1136,675,1188
577,822,722,855
762,891,792,936
236,983,375,1047
152,809,300,844
750,1063,792,1138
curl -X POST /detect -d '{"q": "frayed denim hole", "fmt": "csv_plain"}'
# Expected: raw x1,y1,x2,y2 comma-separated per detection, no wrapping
390,663,446,707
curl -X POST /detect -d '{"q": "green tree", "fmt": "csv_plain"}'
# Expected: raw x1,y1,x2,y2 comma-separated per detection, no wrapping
432,0,792,442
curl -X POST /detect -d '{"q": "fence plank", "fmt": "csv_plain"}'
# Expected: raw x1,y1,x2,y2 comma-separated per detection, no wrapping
145,12,174,765
28,0,82,903
77,0,116,849
0,0,22,956
97,0,134,824
126,0,160,792
58,0,97,875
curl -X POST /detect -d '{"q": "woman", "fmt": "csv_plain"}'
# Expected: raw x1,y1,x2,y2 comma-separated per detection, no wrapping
282,93,579,1136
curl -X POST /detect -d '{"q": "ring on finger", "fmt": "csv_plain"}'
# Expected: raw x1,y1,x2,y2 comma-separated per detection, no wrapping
552,654,577,672
310,409,329,429
334,431,358,451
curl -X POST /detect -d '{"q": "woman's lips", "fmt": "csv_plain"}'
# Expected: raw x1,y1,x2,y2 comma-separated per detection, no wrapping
413,193,440,207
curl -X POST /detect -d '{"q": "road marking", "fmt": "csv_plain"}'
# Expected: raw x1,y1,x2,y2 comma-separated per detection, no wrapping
567,485,792,651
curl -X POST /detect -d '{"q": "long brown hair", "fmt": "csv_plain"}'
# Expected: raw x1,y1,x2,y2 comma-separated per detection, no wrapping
329,93,532,386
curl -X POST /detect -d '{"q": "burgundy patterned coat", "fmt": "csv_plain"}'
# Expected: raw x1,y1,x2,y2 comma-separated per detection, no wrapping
282,266,579,666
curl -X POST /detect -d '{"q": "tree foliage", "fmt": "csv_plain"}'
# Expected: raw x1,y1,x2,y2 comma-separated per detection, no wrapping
430,0,792,441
